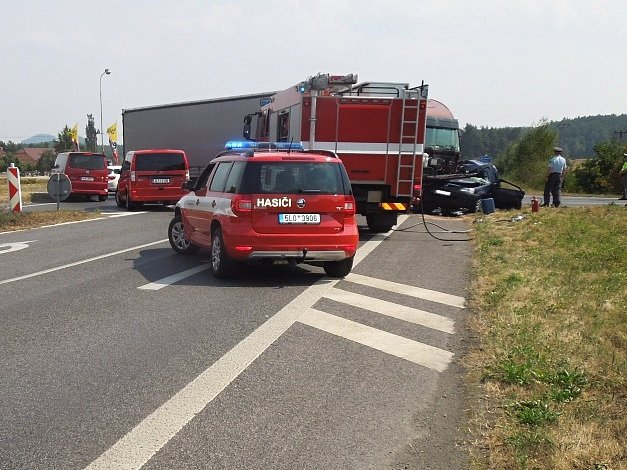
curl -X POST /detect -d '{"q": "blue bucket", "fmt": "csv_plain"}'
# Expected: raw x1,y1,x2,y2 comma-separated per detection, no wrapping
481,198,495,214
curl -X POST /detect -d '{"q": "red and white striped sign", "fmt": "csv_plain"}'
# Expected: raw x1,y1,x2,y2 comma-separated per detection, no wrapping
7,165,22,213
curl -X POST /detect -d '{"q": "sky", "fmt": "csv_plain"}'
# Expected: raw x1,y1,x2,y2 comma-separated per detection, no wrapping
1,0,626,143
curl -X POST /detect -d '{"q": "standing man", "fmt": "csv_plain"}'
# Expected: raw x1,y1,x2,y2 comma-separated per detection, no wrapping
543,147,567,207
620,153,627,200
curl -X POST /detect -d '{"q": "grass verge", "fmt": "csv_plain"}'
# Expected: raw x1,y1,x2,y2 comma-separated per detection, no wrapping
466,205,626,469
0,176,49,204
0,210,102,232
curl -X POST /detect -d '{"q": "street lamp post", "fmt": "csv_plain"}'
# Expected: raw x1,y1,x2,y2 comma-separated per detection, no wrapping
99,68,111,153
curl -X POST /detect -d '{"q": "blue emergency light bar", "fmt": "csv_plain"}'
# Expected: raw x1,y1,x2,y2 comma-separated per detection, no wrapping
224,141,304,151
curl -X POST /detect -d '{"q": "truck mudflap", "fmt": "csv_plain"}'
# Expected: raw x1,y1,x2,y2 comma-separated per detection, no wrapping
379,202,408,211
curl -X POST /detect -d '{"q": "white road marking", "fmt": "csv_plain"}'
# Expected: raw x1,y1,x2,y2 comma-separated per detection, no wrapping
40,218,106,228
345,273,466,308
353,215,408,265
323,288,455,334
85,278,344,470
0,239,169,286
299,308,454,372
107,211,147,218
138,265,210,290
0,240,37,255
84,213,460,470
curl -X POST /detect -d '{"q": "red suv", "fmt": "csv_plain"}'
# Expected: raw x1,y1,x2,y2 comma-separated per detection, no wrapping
116,149,189,210
168,142,359,278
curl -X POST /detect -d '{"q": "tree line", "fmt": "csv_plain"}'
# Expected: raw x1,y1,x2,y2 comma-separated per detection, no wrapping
1,115,99,173
461,119,627,194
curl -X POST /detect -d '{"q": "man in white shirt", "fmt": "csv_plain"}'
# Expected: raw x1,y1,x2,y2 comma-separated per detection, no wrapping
542,147,567,207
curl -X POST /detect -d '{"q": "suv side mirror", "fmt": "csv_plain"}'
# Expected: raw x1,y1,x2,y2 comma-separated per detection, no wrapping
182,180,196,191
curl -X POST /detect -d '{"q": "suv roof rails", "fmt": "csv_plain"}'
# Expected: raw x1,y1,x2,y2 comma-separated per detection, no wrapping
303,149,340,159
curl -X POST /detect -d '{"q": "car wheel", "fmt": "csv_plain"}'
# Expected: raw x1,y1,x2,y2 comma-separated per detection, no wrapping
324,256,354,278
168,215,199,254
125,191,136,211
211,228,236,278
115,190,124,208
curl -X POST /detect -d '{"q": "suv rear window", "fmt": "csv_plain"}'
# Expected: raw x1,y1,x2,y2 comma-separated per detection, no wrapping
242,162,349,195
135,153,186,171
68,154,106,170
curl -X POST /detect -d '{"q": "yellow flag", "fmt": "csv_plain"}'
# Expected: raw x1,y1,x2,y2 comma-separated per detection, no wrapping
106,122,117,143
70,123,78,141
70,123,80,150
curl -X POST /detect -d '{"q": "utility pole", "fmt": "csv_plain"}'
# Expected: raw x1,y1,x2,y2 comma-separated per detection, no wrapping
99,68,111,153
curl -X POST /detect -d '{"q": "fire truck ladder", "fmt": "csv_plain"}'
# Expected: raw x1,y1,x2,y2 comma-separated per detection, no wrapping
395,89,421,198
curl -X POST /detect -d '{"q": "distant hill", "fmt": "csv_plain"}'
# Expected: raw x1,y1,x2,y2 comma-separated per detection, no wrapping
460,114,627,159
21,134,55,144
21,134,87,146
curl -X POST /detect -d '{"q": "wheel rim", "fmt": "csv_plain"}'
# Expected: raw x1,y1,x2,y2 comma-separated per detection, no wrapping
211,235,221,271
171,221,190,250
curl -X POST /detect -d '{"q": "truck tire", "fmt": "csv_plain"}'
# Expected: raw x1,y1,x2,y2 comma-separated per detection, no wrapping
210,228,237,279
366,213,396,233
323,256,354,278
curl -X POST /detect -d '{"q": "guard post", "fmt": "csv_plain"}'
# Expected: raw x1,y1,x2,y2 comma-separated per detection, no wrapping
7,163,22,213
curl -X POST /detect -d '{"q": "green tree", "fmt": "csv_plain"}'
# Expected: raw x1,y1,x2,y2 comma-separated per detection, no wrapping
495,123,559,189
573,139,624,194
85,114,97,152
37,149,57,173
54,126,74,153
0,153,22,172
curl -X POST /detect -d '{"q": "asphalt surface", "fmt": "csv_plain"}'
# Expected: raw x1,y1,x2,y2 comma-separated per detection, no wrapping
1,202,473,469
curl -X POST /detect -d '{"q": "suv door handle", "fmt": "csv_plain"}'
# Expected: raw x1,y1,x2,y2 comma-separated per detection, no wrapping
212,200,217,208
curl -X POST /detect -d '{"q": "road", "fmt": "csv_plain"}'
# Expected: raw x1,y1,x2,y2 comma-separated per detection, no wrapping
0,206,472,469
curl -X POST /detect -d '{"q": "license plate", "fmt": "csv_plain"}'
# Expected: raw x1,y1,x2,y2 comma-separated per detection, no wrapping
153,178,170,184
80,176,94,181
278,213,320,224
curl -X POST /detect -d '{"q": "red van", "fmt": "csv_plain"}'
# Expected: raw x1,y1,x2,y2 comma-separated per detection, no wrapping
51,152,109,201
115,149,190,210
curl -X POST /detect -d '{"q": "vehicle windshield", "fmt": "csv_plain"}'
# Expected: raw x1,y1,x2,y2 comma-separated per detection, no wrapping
135,153,186,171
243,162,348,195
425,127,460,151
68,154,106,170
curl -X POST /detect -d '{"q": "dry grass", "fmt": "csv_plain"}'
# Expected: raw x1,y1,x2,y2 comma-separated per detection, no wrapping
0,210,102,232
1,176,103,231
465,205,626,469
0,176,48,204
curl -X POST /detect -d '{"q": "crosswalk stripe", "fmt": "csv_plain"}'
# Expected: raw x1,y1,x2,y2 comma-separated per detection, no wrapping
298,308,454,372
345,273,465,308
138,265,210,290
323,288,455,334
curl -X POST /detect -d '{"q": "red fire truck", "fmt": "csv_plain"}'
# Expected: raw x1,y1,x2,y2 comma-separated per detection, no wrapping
243,73,428,232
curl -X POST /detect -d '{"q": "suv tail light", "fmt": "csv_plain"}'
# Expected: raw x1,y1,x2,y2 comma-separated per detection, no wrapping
232,195,252,217
131,171,136,182
186,170,190,180
344,196,356,215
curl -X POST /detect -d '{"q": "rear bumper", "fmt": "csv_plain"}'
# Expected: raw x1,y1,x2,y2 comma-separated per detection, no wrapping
71,187,108,196
247,250,348,261
224,226,359,262
130,189,186,202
